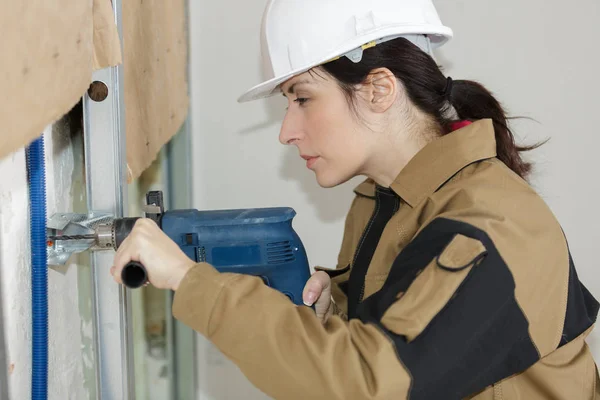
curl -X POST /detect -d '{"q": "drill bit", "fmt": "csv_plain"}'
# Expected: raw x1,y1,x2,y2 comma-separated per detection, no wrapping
48,234,96,241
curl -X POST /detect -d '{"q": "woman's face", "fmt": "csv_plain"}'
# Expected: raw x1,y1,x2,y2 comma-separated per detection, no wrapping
279,69,375,188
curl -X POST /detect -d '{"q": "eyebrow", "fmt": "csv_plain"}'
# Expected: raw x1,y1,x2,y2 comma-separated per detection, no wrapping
283,79,312,95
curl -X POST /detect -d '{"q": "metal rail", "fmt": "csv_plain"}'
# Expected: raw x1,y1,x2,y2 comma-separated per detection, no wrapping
82,0,135,396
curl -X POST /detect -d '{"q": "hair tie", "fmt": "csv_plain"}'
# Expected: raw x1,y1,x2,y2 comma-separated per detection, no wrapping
449,120,473,131
443,76,453,99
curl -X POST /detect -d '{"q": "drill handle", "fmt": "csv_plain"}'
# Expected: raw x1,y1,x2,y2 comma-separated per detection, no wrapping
121,261,148,288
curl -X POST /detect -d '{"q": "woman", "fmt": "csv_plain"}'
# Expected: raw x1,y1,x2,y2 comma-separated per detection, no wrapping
111,0,600,398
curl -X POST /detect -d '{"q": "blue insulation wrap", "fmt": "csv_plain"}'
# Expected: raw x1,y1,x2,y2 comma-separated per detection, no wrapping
26,136,48,400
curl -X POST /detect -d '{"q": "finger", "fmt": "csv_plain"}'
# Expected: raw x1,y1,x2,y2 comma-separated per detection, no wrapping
112,234,141,285
303,271,330,306
315,299,332,323
302,274,323,306
312,274,332,320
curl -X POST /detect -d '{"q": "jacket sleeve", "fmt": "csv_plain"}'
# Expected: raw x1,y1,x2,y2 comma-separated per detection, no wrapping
172,216,545,400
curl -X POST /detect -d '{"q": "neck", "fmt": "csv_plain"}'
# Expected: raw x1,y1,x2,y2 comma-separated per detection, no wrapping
364,118,438,188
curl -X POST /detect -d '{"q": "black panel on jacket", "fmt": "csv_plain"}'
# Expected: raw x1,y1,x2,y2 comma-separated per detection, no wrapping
346,186,399,319
357,217,540,400
559,252,599,347
317,265,350,279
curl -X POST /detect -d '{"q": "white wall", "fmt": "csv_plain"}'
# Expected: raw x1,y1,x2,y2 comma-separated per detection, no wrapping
0,114,95,399
189,0,600,398
432,0,600,354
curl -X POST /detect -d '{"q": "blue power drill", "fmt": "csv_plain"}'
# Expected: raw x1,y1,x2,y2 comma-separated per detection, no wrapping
112,191,311,305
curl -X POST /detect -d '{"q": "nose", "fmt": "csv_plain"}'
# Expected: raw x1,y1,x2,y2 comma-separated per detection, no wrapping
279,108,304,145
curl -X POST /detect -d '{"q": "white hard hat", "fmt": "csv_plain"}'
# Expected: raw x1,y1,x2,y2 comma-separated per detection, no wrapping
238,0,453,103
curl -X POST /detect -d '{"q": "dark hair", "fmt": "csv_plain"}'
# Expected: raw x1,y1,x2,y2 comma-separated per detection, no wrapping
321,37,544,180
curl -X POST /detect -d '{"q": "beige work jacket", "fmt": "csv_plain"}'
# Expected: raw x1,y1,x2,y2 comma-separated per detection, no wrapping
173,119,600,399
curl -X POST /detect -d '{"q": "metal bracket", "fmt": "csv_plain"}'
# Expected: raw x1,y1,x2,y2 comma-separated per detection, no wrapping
46,213,114,265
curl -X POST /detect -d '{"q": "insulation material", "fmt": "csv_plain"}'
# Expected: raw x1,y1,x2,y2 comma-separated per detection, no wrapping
122,0,189,182
0,0,188,181
0,0,121,161
93,0,124,69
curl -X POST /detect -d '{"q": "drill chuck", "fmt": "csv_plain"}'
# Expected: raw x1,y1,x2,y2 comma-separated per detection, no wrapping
112,218,140,249
89,217,140,250
95,224,114,249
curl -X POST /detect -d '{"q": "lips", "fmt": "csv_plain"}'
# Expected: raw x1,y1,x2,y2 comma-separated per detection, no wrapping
301,154,319,169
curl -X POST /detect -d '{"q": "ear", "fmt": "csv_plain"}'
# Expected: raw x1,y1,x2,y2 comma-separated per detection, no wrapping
361,68,398,113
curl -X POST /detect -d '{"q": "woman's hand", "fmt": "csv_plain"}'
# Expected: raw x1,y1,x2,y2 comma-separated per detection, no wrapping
302,271,333,324
110,218,196,291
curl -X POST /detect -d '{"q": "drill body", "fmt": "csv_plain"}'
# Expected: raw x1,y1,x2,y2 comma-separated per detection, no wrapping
159,207,311,305
110,191,311,304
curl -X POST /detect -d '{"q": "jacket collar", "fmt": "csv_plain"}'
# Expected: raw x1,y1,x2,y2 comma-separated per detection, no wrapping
353,119,497,207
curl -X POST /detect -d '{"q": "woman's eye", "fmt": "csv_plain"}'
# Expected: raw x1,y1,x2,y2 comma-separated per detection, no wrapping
294,98,309,105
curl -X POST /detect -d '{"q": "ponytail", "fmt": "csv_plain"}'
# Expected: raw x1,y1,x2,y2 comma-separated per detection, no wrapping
322,37,545,180
450,79,543,179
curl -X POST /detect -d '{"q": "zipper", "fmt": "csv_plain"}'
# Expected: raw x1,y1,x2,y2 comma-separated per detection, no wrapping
353,203,380,304
358,281,366,305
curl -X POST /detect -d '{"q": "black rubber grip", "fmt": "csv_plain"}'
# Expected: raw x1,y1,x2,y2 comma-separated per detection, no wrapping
113,217,140,249
122,261,148,289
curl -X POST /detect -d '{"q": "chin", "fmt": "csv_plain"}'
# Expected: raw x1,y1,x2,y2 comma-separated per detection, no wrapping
314,170,353,189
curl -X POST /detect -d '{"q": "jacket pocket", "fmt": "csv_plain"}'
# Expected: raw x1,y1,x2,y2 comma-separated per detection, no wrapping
381,233,487,342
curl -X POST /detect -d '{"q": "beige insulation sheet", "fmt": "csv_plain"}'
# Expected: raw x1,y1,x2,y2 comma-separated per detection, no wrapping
0,0,121,160
122,0,189,182
0,0,189,182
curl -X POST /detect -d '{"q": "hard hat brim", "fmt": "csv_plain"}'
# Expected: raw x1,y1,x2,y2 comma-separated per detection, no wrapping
237,68,309,103
237,26,453,103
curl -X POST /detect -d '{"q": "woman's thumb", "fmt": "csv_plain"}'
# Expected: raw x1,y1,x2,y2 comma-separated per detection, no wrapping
303,271,331,306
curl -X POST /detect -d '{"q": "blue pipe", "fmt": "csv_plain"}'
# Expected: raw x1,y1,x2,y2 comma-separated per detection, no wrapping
26,136,48,400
